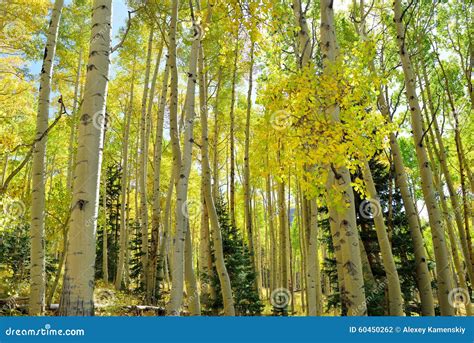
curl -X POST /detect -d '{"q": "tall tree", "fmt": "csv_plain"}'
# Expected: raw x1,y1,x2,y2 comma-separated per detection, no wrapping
59,0,112,316
29,0,64,315
167,1,200,315
393,0,454,315
320,0,367,316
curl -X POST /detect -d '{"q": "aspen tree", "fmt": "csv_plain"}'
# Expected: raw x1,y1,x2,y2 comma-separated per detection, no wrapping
29,0,64,315
229,35,238,227
138,27,154,285
197,5,235,315
320,0,366,316
167,1,200,314
361,160,404,315
244,41,258,290
116,66,135,290
393,0,454,315
66,50,82,191
148,56,170,302
59,0,112,316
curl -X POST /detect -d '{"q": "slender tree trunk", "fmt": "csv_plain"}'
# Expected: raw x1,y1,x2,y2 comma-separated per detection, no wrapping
371,78,435,315
66,50,82,192
198,39,235,316
116,66,135,290
244,41,258,291
292,0,311,67
419,65,474,283
66,50,82,191
306,198,322,315
276,159,290,292
167,8,200,315
29,0,64,315
147,54,169,302
185,226,200,315
102,177,108,283
212,69,222,200
229,35,238,227
320,0,366,316
426,133,472,316
393,0,454,315
139,26,154,286
266,174,277,294
59,0,112,316
362,160,404,315
199,183,213,305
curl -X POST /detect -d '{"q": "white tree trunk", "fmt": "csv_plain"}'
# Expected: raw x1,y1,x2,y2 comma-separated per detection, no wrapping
167,12,200,315
116,67,135,289
362,160,404,315
59,0,112,316
148,53,169,302
393,0,454,315
29,0,64,315
198,43,235,316
139,27,154,286
320,0,366,316
66,50,82,191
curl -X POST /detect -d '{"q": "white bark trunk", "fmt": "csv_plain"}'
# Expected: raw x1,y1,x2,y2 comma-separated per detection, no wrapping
320,0,366,316
147,53,169,302
393,0,454,315
139,27,154,285
167,11,200,315
59,0,112,316
198,43,235,316
362,160,404,315
116,67,135,290
29,0,64,315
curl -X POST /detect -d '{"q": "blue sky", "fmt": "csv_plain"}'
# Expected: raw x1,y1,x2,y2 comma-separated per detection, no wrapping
29,0,129,76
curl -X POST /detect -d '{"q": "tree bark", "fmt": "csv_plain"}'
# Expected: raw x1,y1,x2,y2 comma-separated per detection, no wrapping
59,0,112,316
139,26,154,286
147,52,169,302
66,50,82,192
393,0,454,315
229,35,238,228
320,0,366,316
29,0,64,315
362,160,404,315
167,7,200,314
198,37,235,316
116,65,135,290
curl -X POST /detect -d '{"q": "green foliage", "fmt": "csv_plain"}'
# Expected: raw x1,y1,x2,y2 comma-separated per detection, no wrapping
207,197,263,315
0,224,30,297
96,164,122,283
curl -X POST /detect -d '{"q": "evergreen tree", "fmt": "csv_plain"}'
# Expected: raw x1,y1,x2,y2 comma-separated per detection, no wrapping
207,197,263,315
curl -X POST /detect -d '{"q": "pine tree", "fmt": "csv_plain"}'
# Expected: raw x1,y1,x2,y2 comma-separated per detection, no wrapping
207,197,263,316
